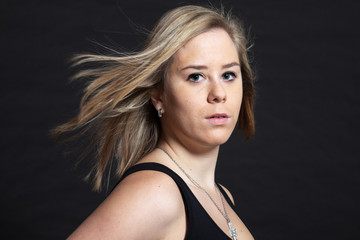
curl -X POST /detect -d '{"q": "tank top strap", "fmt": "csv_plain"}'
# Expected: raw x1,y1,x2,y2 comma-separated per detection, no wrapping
117,162,236,239
216,183,236,211
120,162,190,191
120,163,236,213
118,162,194,236
119,163,193,201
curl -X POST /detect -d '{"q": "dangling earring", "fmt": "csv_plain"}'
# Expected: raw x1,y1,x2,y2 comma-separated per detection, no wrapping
157,108,163,118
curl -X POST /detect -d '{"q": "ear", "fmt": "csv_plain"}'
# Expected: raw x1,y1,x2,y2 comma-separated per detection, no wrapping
150,86,164,112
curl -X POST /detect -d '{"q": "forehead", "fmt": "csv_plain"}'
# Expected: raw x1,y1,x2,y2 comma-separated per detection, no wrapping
172,28,239,68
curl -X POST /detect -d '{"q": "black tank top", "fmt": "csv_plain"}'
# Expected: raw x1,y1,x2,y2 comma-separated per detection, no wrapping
119,162,236,240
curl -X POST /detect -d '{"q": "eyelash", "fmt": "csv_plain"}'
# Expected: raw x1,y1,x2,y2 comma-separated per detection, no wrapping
187,72,237,83
188,73,204,82
222,72,236,81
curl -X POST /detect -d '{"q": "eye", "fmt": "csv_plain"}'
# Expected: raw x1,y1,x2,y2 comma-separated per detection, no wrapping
188,73,204,83
222,72,236,81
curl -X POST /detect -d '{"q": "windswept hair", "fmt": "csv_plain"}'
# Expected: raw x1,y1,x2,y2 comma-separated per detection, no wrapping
52,5,255,191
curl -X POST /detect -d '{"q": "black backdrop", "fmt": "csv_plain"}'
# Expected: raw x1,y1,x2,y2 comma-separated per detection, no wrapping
1,0,359,239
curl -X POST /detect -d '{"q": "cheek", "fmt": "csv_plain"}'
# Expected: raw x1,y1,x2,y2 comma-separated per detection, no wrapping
172,92,198,115
164,80,193,107
230,86,243,114
163,85,189,116
164,89,206,127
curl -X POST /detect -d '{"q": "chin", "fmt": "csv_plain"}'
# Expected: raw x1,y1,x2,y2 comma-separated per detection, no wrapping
202,132,233,146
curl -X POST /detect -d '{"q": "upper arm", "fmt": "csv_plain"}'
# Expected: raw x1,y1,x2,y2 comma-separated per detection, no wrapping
68,171,185,240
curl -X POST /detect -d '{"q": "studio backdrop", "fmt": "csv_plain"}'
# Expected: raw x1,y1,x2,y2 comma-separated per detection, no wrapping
1,0,359,239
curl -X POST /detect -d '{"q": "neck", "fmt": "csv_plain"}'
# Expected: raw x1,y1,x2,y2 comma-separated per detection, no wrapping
157,137,220,190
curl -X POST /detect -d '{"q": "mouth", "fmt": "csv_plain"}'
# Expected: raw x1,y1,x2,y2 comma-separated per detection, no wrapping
207,113,229,119
206,113,229,125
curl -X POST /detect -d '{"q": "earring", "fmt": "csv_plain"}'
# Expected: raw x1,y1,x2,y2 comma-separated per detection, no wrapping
157,108,163,118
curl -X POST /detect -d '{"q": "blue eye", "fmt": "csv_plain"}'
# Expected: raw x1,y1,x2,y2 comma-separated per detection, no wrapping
188,73,204,83
222,72,236,81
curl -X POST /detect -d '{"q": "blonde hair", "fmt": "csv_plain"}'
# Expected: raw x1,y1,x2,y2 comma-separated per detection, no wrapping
52,5,255,191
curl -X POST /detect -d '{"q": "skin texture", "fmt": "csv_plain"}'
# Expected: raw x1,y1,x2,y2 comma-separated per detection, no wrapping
156,28,243,153
68,28,254,240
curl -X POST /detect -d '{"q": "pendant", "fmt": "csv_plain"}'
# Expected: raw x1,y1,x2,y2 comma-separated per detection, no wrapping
228,222,238,240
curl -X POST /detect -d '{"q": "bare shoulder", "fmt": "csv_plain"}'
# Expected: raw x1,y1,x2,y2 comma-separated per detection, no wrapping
68,169,185,240
219,184,235,205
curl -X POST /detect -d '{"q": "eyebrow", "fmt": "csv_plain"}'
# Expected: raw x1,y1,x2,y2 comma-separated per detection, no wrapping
180,62,240,71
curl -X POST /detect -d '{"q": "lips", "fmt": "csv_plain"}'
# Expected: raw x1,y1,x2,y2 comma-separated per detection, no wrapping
207,113,229,119
206,113,229,125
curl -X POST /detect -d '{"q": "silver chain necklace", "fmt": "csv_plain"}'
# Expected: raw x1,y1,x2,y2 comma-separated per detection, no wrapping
157,146,238,240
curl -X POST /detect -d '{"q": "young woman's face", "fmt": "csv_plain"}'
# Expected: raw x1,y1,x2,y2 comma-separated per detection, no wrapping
160,28,243,149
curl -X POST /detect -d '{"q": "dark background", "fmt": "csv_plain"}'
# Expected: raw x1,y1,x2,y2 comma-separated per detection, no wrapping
1,0,359,239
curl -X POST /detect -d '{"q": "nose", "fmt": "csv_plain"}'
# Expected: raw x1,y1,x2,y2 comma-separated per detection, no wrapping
207,80,226,103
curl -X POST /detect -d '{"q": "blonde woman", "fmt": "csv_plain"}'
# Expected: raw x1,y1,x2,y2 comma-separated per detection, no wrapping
54,5,255,240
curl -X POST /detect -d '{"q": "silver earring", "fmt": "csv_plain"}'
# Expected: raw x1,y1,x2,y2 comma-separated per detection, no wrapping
157,108,163,118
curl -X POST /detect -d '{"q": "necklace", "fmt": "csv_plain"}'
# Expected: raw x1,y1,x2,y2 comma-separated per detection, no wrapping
157,146,238,240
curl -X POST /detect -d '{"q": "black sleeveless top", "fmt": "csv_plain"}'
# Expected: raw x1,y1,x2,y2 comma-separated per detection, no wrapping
119,162,235,240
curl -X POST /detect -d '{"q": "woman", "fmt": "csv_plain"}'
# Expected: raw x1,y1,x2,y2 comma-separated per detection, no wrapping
54,5,255,240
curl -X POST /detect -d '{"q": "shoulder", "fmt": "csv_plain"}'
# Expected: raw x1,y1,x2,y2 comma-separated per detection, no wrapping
68,169,185,239
219,184,235,205
114,168,184,217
